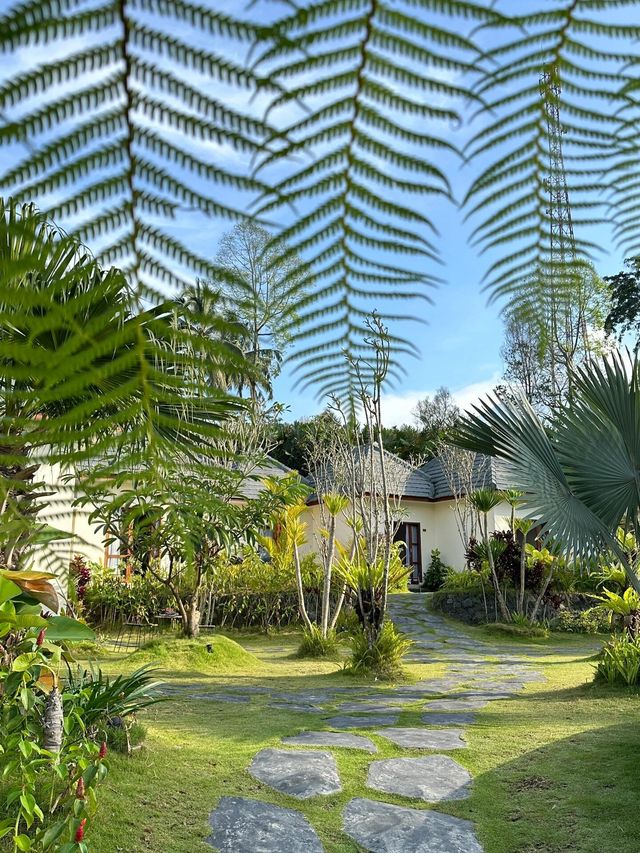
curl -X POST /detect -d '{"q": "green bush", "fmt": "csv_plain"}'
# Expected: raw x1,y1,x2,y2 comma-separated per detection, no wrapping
595,634,640,686
551,608,610,634
487,621,549,639
441,567,485,591
296,624,341,658
421,548,450,591
345,621,412,679
334,607,360,637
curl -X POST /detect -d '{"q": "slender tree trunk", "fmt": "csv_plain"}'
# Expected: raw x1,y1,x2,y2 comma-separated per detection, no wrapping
530,569,553,622
483,516,511,622
518,547,527,615
293,541,313,631
321,516,336,638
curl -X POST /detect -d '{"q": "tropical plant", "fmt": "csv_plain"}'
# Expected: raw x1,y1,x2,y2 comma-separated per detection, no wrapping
86,471,305,638
513,517,536,615
595,634,640,686
468,489,511,622
296,624,340,660
336,542,410,649
456,352,640,600
0,570,108,851
346,621,412,680
421,548,450,592
593,588,640,637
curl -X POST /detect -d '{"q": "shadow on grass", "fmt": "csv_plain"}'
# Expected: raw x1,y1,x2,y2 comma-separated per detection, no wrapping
456,719,640,853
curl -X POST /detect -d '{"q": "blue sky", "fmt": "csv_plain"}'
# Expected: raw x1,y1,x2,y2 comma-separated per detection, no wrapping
0,0,633,426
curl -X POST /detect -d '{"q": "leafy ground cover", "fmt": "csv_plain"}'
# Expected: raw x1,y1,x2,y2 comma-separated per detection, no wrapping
73,627,639,853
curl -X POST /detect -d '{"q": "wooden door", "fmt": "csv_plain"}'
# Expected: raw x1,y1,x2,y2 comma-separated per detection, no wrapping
395,522,422,585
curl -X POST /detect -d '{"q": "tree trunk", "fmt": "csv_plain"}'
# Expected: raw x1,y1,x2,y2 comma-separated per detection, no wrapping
529,569,553,622
183,599,201,638
321,516,336,638
293,541,313,631
483,516,511,622
518,547,526,615
42,687,64,753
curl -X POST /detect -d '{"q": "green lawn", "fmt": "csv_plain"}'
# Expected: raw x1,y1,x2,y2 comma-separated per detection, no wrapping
81,627,639,853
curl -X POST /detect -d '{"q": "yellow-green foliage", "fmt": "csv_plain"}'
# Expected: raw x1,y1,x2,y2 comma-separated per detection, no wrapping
127,636,259,674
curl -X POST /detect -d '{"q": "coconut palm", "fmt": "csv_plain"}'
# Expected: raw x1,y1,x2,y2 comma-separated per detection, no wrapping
456,351,640,596
468,488,511,622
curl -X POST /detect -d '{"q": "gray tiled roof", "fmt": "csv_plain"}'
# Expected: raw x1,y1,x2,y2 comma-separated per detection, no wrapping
309,444,434,500
420,453,513,500
238,456,304,499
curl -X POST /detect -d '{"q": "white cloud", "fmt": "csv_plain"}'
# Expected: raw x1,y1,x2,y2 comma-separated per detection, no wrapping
381,373,501,427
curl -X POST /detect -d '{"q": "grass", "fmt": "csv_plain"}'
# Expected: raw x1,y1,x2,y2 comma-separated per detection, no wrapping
66,627,640,852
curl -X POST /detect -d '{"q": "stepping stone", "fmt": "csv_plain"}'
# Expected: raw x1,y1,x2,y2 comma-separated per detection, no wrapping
343,797,482,853
209,796,323,852
375,727,466,750
269,703,325,713
194,693,250,703
282,731,376,752
325,714,399,729
367,755,472,802
248,749,340,799
338,702,395,713
424,698,489,711
422,711,477,726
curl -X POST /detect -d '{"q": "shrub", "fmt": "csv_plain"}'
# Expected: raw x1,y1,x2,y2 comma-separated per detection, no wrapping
595,634,640,686
551,608,610,634
297,624,341,658
441,567,485,591
421,548,450,591
334,607,360,637
345,621,412,679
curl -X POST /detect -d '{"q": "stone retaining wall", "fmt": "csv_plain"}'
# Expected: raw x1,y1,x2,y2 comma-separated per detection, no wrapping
430,589,593,624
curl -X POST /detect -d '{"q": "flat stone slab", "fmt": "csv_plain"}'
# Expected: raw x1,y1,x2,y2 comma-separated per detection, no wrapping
269,703,325,713
375,727,466,750
343,797,482,853
209,796,323,852
424,698,489,711
325,714,399,729
422,712,477,726
249,749,341,799
282,731,376,752
367,755,472,802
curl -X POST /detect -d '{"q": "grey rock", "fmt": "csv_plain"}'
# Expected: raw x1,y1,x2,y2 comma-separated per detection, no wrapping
367,755,472,802
424,698,489,711
282,731,377,752
208,796,323,852
422,712,477,726
343,799,482,853
375,727,466,750
325,714,399,729
249,749,341,799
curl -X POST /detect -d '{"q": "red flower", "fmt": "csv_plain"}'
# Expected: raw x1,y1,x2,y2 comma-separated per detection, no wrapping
36,628,46,647
99,741,107,759
75,818,87,842
76,777,85,799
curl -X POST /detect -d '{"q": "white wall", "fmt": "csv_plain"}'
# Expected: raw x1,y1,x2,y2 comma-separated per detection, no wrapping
29,463,106,591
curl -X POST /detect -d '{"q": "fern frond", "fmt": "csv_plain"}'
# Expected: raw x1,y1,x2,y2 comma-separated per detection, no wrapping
255,0,494,394
0,0,268,291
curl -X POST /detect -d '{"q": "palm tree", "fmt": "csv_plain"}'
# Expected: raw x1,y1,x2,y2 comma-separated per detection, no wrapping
513,517,536,615
468,488,511,622
456,351,640,596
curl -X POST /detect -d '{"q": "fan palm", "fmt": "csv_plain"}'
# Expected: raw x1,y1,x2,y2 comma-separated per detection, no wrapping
456,351,640,596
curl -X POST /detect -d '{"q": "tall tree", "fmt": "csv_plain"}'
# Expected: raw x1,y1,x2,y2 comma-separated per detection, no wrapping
211,221,304,396
605,256,640,348
413,387,460,437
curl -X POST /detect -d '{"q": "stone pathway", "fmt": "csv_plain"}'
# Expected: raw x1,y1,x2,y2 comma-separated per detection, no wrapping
203,593,547,852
